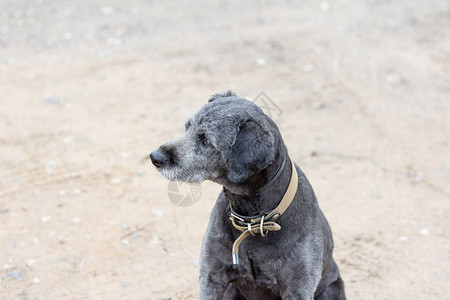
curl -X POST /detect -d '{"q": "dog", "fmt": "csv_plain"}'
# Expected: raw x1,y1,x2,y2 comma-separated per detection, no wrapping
150,91,346,300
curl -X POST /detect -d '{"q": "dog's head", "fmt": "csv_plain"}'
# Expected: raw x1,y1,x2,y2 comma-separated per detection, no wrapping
150,91,277,184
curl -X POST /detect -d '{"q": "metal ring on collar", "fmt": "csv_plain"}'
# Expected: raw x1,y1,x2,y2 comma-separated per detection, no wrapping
248,223,255,236
260,215,268,237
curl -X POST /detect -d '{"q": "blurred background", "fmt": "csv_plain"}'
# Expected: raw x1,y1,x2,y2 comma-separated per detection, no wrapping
0,0,449,299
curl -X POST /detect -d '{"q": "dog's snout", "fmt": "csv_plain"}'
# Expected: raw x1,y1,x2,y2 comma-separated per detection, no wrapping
150,150,167,168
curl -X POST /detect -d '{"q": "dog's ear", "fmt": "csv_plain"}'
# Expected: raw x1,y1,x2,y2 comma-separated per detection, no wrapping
208,90,237,103
227,120,275,183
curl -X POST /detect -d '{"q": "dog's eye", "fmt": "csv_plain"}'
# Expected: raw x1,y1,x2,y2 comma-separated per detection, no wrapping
197,133,208,145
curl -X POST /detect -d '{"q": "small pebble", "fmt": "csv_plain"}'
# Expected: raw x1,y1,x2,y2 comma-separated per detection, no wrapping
256,58,266,66
151,209,164,217
129,232,140,239
63,136,73,144
73,255,83,266
101,6,114,15
121,224,130,230
302,64,315,72
72,217,81,224
122,239,129,245
8,269,22,279
151,235,161,245
110,178,122,185
386,73,399,82
33,277,40,283
399,236,408,241
44,97,61,104
310,150,319,157
122,282,130,288
312,102,325,110
41,216,52,222
419,228,429,235
120,152,130,158
320,1,330,10
26,259,36,267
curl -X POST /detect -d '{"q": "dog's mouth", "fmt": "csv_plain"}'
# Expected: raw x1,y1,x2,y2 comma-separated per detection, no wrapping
149,153,180,180
158,166,205,183
150,148,207,183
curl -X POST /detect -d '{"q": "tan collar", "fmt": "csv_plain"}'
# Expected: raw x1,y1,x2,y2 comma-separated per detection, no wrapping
229,158,298,264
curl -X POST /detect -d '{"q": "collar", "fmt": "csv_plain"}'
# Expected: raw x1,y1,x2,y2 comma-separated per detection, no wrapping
253,154,287,194
229,157,298,264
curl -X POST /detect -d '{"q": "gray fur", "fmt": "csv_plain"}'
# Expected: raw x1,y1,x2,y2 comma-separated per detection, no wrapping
150,92,346,300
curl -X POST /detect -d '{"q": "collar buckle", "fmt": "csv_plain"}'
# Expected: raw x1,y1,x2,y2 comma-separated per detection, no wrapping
229,158,298,265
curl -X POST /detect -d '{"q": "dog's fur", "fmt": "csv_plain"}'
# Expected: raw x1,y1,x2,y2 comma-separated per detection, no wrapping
150,92,346,300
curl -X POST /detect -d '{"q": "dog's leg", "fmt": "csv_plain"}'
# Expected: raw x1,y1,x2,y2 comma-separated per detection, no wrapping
280,290,315,300
279,275,318,300
314,277,346,300
198,230,233,300
223,283,247,300
198,271,229,300
277,236,324,300
314,259,346,300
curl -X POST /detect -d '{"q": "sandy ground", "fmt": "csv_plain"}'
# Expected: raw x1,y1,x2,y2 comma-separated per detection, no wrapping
0,0,449,299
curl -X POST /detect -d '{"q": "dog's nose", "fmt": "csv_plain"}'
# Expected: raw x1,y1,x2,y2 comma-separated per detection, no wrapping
150,150,167,168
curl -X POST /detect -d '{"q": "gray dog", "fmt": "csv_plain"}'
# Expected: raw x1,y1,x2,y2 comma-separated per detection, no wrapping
150,92,346,300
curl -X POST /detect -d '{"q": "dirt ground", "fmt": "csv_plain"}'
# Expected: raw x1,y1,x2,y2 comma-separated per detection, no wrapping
0,0,449,299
